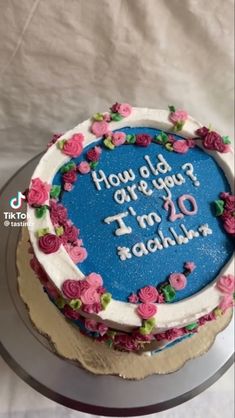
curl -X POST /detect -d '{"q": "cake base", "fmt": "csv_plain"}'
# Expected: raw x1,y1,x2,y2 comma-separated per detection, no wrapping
17,228,233,380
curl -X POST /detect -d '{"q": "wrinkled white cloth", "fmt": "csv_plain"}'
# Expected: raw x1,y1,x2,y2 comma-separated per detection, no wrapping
0,0,234,416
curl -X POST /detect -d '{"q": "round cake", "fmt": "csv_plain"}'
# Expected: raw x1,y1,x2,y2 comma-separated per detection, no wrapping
26,103,235,354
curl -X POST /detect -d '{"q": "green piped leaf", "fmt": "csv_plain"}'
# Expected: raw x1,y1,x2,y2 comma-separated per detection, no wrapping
110,112,124,122
93,112,104,121
222,135,231,144
50,185,61,199
101,292,112,309
214,199,225,216
103,139,115,150
185,322,198,331
173,121,184,132
126,134,136,144
165,143,174,151
69,299,82,310
56,297,66,309
60,162,76,174
35,206,47,219
90,161,99,170
139,317,156,335
156,131,169,144
55,226,64,236
162,284,176,303
168,105,176,113
57,139,66,150
37,228,50,238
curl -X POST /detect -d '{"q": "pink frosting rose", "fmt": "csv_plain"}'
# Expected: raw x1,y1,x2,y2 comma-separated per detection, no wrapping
169,273,187,290
217,274,235,294
63,224,79,243
81,287,100,305
136,134,152,147
114,334,137,351
65,244,87,264
63,133,84,157
62,279,81,299
50,202,68,225
222,194,235,212
38,233,61,254
86,273,103,288
27,178,50,206
173,140,189,154
165,327,185,341
223,216,235,235
63,305,80,320
118,103,132,117
169,110,188,123
138,286,159,303
86,146,102,162
110,102,121,113
112,132,126,146
91,120,109,137
137,303,157,319
85,319,98,332
184,261,196,273
128,293,139,303
64,182,74,192
203,131,227,153
219,295,234,312
97,322,108,336
77,161,91,174
83,302,102,314
63,170,77,184
195,127,210,138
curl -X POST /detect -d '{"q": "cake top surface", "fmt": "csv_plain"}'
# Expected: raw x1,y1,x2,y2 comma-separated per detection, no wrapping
27,104,235,330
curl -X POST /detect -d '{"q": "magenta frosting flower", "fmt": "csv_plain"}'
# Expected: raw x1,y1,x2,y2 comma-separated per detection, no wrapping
63,224,79,243
77,161,91,174
221,193,235,213
86,273,103,288
114,334,137,351
110,102,121,113
173,140,189,154
137,303,157,319
38,233,61,254
184,261,196,273
65,244,87,264
165,327,185,340
223,216,235,235
83,302,102,314
128,293,139,303
47,133,63,148
63,133,84,157
27,178,50,206
112,131,126,146
136,134,152,147
63,305,80,320
169,110,188,123
62,279,81,299
50,202,68,225
169,273,187,290
86,146,102,162
138,286,159,303
219,295,234,312
91,120,109,137
81,287,100,305
85,319,98,332
217,274,235,294
64,182,73,192
118,103,132,117
201,131,228,153
63,169,77,184
195,127,210,138
97,322,108,336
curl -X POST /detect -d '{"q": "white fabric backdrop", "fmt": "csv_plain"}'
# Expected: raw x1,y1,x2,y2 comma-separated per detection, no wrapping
0,0,234,417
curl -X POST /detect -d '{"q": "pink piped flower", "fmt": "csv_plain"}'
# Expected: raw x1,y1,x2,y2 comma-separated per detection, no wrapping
103,113,111,122
62,279,81,299
169,110,188,123
169,273,187,290
138,286,159,303
222,194,235,212
219,295,234,312
97,322,108,336
65,244,87,264
112,132,126,146
136,134,152,147
47,133,63,148
118,103,132,117
81,287,100,305
85,319,98,332
184,261,196,273
77,161,91,174
137,303,157,319
63,182,73,192
63,305,80,320
27,178,50,206
157,293,165,303
110,102,121,113
63,133,84,157
63,170,77,184
91,120,109,137
165,327,185,341
86,146,102,162
128,293,139,303
217,275,235,294
86,273,103,288
223,216,235,235
173,140,189,154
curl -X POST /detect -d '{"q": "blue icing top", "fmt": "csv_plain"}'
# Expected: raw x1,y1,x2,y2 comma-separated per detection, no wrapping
53,127,234,302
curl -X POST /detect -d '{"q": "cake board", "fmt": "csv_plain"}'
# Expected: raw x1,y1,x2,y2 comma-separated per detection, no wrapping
0,154,234,416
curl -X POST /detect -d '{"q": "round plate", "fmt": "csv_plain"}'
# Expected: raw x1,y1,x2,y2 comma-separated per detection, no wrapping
0,154,234,416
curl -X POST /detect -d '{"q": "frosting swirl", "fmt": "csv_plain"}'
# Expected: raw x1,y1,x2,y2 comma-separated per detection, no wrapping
86,273,103,288
62,279,81,299
137,303,157,319
81,287,100,305
169,273,187,290
138,286,158,303
38,233,61,254
217,274,235,294
27,177,50,206
63,133,84,157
